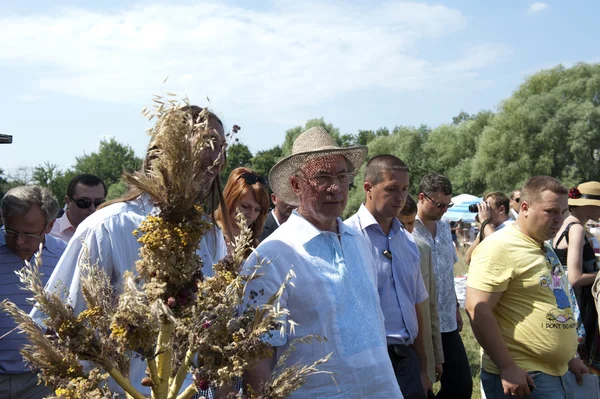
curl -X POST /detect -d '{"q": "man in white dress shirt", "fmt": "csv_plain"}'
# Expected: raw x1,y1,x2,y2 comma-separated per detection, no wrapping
243,127,403,398
31,106,229,398
50,174,107,242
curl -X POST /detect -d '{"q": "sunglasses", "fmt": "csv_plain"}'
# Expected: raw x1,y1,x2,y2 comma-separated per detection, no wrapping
514,198,521,203
238,172,268,187
71,197,106,209
422,193,454,209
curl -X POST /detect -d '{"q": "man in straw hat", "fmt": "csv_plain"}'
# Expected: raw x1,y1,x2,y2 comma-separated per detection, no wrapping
467,176,590,399
243,127,403,398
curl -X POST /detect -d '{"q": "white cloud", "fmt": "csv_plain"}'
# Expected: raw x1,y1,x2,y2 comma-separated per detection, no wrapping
528,2,549,13
0,1,510,114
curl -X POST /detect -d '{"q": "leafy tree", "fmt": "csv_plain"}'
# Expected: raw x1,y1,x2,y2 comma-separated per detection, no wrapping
32,162,77,207
7,166,34,186
251,146,282,179
473,63,600,192
74,138,142,187
221,143,253,186
0,168,9,198
356,130,376,146
421,110,492,195
107,180,129,200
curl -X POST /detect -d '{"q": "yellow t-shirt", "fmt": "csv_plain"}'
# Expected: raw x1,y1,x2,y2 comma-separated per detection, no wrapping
468,225,577,376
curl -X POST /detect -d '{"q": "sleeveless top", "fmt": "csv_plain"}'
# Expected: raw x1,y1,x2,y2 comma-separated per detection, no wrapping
554,222,598,358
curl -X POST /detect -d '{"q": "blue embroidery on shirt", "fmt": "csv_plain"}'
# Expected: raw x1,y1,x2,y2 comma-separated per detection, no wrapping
304,233,383,357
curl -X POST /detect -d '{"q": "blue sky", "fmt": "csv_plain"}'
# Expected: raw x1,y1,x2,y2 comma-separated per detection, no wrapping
1,0,598,176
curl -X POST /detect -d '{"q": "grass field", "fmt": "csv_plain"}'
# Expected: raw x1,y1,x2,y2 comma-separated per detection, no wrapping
431,248,482,399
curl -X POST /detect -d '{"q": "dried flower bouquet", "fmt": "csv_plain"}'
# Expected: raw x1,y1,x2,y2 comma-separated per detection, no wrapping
1,97,329,399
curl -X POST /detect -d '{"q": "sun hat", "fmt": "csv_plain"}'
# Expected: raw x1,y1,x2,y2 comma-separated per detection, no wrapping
268,126,368,206
568,181,600,207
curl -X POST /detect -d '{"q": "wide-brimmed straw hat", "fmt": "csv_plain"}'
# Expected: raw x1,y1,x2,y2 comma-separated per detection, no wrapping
268,126,368,206
568,181,600,207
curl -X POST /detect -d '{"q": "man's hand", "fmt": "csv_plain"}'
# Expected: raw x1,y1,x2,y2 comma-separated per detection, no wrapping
568,357,589,385
499,363,535,397
477,201,491,224
421,371,433,395
435,363,443,382
456,306,463,332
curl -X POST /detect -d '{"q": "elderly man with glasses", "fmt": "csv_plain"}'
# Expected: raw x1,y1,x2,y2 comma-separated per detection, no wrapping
0,185,66,398
242,127,403,398
413,174,473,399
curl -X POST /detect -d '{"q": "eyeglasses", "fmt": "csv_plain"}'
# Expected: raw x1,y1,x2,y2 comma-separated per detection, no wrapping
238,172,268,187
1,225,47,241
71,197,106,209
513,198,521,203
300,172,354,188
422,193,454,209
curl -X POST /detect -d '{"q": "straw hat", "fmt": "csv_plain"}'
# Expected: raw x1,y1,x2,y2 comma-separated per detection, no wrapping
268,127,368,206
568,181,600,207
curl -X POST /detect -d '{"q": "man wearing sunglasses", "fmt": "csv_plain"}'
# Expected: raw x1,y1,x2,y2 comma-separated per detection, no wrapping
413,174,473,399
50,174,107,242
509,189,521,221
0,186,66,398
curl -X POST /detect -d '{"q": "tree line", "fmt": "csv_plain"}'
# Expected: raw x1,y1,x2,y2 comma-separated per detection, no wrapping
2,62,599,216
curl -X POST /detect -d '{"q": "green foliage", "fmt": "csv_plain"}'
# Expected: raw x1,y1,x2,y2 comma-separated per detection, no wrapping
74,138,142,187
221,143,253,186
107,180,129,200
31,162,77,207
473,63,600,192
250,145,282,179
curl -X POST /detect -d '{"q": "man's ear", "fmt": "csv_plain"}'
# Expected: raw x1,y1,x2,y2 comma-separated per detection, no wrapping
270,193,277,205
418,192,425,202
520,201,529,216
45,220,55,234
64,196,70,208
290,176,301,196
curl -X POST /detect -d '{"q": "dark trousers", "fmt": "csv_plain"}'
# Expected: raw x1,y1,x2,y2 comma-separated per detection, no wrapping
436,329,472,399
388,344,426,399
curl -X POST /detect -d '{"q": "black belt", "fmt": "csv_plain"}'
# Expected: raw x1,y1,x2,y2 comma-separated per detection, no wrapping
388,344,410,359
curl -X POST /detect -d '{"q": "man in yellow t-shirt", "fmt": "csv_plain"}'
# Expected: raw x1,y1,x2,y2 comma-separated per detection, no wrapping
466,176,589,398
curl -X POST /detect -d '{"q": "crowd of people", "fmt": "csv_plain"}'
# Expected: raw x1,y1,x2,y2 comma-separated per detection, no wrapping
1,107,600,399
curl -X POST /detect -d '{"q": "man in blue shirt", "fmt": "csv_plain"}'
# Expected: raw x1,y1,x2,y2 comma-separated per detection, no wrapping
0,185,66,398
346,154,430,399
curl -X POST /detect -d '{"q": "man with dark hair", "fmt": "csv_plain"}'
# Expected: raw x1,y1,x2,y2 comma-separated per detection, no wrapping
398,195,445,391
258,193,295,242
50,173,107,242
413,173,473,399
346,155,431,398
509,189,521,220
465,191,512,264
0,186,66,398
467,176,589,398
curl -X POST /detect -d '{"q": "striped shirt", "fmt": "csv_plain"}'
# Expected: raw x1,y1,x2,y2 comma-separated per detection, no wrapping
0,234,66,374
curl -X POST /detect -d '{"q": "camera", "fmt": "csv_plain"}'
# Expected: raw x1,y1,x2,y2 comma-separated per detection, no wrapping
468,204,479,212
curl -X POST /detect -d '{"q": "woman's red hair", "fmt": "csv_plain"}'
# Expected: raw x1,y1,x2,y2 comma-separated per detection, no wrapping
215,167,269,245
